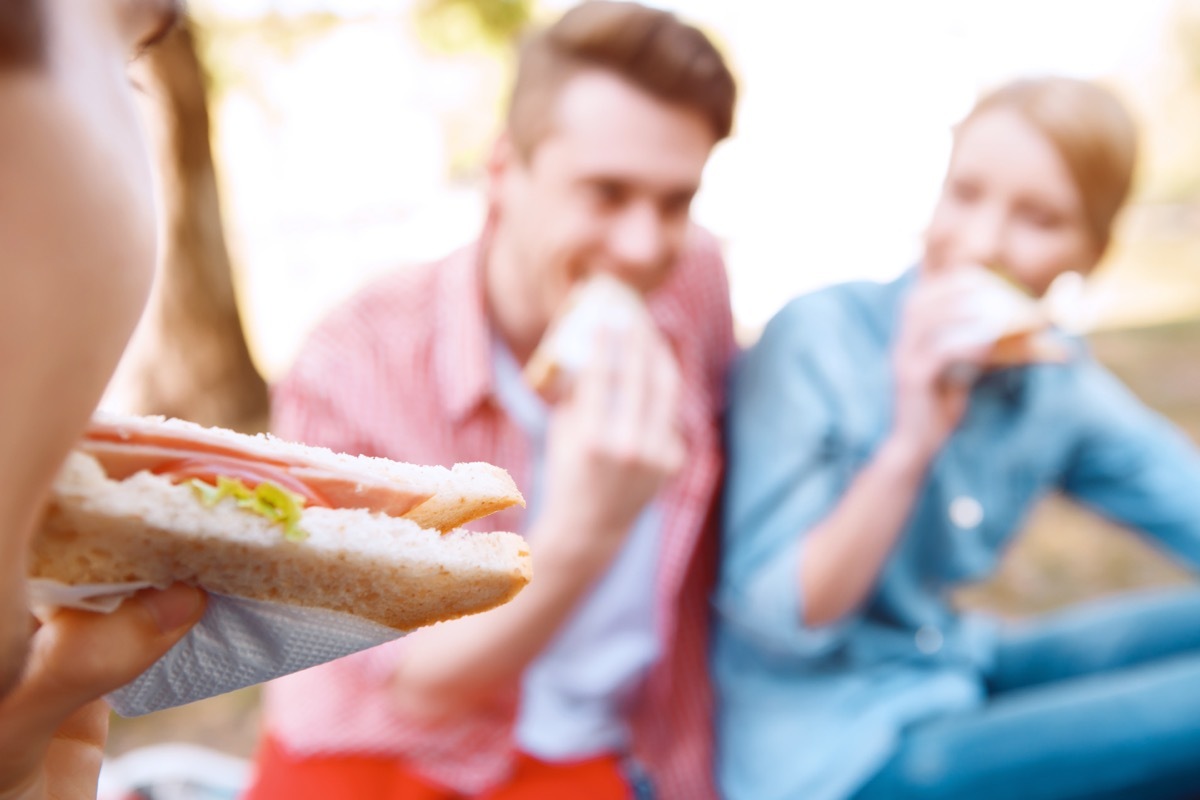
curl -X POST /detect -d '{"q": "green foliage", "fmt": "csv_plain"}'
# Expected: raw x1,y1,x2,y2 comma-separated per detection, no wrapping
1131,0,1200,203
188,11,344,101
1177,0,1200,84
415,0,534,54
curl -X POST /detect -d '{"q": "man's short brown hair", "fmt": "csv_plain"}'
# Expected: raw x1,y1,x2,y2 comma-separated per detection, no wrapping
0,0,46,69
507,1,736,160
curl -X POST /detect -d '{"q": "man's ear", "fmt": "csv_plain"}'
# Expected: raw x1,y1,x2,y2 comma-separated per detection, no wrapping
486,132,518,211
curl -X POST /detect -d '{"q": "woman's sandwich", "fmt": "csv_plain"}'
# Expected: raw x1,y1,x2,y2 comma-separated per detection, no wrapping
30,413,531,631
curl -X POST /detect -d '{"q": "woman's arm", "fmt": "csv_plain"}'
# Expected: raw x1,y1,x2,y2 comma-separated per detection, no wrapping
1061,363,1200,565
795,436,930,626
720,276,991,648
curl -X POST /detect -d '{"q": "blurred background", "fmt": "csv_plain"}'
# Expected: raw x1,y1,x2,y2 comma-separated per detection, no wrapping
102,0,1200,771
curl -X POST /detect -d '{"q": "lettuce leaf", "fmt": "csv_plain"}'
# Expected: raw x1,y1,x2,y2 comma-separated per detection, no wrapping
187,476,310,542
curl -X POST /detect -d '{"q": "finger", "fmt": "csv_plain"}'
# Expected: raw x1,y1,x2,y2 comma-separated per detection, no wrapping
0,598,32,703
907,301,1000,359
909,274,967,313
0,584,204,737
39,699,111,799
609,323,651,458
905,280,984,328
659,429,687,477
939,360,983,388
570,325,618,435
933,332,995,369
900,289,954,349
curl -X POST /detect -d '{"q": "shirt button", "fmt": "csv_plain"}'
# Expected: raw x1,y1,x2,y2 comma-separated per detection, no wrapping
949,496,984,530
915,625,944,655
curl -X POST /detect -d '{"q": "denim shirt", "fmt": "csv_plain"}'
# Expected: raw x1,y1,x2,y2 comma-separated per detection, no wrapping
712,271,1200,800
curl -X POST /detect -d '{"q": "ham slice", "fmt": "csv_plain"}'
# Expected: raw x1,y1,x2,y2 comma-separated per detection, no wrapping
82,420,432,517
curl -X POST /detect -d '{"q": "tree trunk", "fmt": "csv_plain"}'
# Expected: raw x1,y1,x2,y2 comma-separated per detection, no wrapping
109,21,268,434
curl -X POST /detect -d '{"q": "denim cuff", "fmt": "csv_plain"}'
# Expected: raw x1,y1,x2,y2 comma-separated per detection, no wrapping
724,537,850,661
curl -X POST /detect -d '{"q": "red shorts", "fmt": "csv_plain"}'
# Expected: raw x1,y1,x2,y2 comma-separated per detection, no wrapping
242,735,632,800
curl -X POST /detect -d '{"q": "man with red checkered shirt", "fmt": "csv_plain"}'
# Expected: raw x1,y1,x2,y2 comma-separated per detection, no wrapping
245,3,738,798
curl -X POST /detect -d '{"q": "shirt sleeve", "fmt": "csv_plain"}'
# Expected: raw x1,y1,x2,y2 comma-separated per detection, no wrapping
1060,362,1200,566
715,299,862,662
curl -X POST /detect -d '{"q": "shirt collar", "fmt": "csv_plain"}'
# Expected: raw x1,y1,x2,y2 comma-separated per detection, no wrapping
490,336,549,441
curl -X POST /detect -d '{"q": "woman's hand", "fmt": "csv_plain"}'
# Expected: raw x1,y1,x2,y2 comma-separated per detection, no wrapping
889,271,993,461
0,584,205,800
798,273,994,628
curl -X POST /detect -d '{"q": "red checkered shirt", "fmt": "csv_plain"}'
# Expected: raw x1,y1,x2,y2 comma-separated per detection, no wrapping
262,227,735,799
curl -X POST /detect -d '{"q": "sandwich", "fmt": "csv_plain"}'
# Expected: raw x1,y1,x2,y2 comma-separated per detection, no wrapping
947,265,1072,368
30,413,531,631
524,273,652,402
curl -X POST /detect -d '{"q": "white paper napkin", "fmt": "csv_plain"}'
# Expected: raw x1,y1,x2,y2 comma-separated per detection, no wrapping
28,579,402,717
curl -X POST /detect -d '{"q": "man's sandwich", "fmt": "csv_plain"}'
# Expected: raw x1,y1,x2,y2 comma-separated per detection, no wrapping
524,273,652,402
30,413,531,631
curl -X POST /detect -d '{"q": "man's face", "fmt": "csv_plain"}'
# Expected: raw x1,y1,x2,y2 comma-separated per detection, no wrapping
493,69,717,331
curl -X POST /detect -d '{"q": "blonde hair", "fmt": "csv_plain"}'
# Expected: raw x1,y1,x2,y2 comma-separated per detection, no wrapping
507,1,736,160
959,77,1138,256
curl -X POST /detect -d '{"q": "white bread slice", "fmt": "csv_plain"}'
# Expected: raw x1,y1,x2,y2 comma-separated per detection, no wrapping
88,412,524,531
945,266,1071,366
32,453,532,631
524,273,651,402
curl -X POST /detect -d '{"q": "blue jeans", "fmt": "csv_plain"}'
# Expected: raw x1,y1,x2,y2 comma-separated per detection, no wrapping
854,588,1200,800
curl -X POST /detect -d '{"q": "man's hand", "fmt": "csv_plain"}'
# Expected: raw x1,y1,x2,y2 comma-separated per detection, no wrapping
386,318,686,722
0,584,205,800
537,320,684,574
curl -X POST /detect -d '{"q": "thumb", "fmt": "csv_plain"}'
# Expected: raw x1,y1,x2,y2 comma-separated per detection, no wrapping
0,584,204,738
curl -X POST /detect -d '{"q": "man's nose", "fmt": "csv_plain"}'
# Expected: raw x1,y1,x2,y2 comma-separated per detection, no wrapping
607,201,668,280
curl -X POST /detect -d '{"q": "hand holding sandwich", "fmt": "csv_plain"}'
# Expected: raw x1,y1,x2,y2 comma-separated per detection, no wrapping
798,265,1063,628
537,320,684,574
891,264,1067,460
888,271,998,462
390,284,684,724
0,585,205,800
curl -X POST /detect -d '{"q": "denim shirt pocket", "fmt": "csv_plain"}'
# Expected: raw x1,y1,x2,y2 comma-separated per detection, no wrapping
981,461,1045,550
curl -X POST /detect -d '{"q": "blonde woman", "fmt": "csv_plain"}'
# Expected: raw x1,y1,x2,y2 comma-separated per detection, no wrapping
716,78,1200,800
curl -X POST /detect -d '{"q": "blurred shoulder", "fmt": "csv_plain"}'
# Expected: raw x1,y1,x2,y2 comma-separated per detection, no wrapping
316,260,443,348
294,243,478,370
760,277,896,352
275,256,457,410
